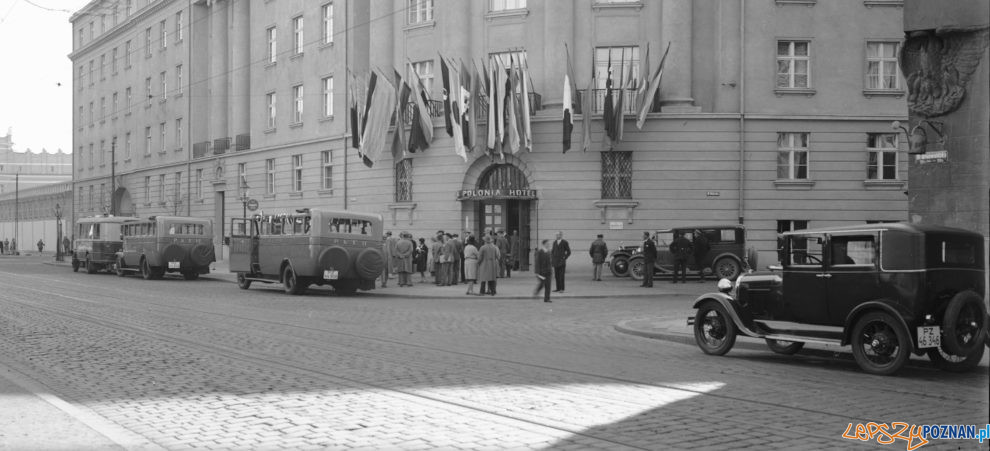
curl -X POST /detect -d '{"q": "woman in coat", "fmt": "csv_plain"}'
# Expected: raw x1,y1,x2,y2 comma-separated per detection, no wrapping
394,232,415,287
476,235,501,296
414,238,429,282
463,236,479,295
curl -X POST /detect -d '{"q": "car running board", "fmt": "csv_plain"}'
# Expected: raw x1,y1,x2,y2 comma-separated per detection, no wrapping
763,334,842,346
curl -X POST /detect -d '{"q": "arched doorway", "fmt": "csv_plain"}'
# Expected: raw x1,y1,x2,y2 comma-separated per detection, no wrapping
459,163,535,270
113,187,136,217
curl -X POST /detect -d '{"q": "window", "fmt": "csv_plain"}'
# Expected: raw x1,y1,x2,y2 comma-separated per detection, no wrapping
395,159,413,202
266,159,276,194
80,187,85,208
593,46,640,113
159,174,166,202
867,133,898,180
125,0,132,17
409,60,434,94
491,0,526,11
776,40,810,89
777,132,809,180
99,140,106,165
408,0,433,24
174,172,181,201
78,66,84,88
99,97,106,122
89,101,94,124
112,5,118,26
866,41,900,90
266,26,277,63
321,150,333,190
196,168,203,200
292,154,303,192
111,48,118,73
124,132,131,159
100,54,106,79
322,76,333,116
175,64,183,94
292,84,304,123
124,40,132,67
175,118,183,149
144,126,152,155
159,19,167,49
78,28,84,48
292,16,304,55
88,186,94,211
175,10,183,42
159,122,167,153
601,151,632,199
787,234,824,266
266,92,277,128
160,71,167,100
78,106,84,125
145,77,152,104
143,176,150,203
322,3,334,44
112,92,118,115
125,87,132,107
100,184,105,208
145,27,152,57
88,60,94,85
830,235,876,266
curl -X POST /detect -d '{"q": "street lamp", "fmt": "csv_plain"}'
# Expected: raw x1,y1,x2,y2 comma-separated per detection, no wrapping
54,203,63,261
239,177,250,218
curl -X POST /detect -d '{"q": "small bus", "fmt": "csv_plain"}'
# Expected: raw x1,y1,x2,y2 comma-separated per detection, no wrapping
116,216,215,280
71,215,138,274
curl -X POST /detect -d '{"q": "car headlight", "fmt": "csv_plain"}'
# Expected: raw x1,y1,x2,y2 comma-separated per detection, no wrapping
717,278,733,293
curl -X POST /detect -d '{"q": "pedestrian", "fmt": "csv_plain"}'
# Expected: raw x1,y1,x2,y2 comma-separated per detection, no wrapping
11,238,15,253
452,233,463,285
442,233,458,286
3,238,8,255
0,239,5,255
495,230,511,278
62,236,71,258
37,239,45,253
533,239,552,302
641,231,657,287
431,233,444,285
394,232,414,287
415,237,429,282
589,234,608,281
551,231,571,292
509,230,522,271
380,232,393,287
693,229,711,282
477,235,500,295
463,236,479,295
670,231,692,284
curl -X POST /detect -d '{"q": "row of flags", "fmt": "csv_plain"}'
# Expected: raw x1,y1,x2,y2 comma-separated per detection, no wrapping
349,42,671,168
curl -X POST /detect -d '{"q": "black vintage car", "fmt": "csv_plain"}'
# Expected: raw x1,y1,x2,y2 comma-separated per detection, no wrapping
607,244,640,277
689,223,987,375
629,225,756,282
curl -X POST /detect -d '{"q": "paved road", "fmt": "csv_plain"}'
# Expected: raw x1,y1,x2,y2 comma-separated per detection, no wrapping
0,257,987,450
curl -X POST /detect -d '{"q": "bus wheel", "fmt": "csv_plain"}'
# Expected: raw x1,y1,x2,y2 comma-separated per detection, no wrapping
141,259,154,280
283,266,307,295
115,257,127,277
236,273,252,290
86,258,98,274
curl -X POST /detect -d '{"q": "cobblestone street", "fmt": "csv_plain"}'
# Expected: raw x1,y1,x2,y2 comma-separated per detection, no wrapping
0,257,987,450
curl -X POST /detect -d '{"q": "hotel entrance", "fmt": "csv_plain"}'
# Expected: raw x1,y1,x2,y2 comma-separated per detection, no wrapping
459,164,535,271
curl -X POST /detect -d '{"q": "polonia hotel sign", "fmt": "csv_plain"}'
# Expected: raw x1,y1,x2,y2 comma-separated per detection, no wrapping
456,189,538,200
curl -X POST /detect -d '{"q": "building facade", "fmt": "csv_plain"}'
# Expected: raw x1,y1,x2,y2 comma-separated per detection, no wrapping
69,0,909,268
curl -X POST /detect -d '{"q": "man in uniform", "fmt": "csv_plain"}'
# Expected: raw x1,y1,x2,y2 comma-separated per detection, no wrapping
669,231,692,284
640,231,657,287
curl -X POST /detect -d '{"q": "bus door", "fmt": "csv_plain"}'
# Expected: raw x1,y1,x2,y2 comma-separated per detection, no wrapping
229,218,259,273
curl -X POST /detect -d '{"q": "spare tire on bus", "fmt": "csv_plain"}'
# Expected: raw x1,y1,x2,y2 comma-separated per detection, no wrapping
354,248,385,280
189,244,215,267
319,246,353,279
162,243,187,266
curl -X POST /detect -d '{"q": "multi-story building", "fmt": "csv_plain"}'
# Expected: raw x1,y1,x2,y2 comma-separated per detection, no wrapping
70,0,908,268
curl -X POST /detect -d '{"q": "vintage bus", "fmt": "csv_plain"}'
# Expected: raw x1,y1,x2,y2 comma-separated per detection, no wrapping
71,215,138,274
115,216,215,280
229,209,385,295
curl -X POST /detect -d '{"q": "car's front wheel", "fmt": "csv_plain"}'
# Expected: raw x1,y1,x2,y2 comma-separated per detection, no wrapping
694,301,737,356
766,339,804,355
851,311,910,375
236,273,252,290
610,256,630,277
283,265,307,295
927,344,985,373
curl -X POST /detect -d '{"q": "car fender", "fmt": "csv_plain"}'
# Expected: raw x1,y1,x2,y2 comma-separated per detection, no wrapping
692,292,762,338
842,300,916,352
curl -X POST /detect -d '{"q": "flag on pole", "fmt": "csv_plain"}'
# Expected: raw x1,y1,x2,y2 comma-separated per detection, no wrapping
349,71,362,151
581,66,595,152
614,49,628,143
518,53,532,152
440,55,454,138
360,70,397,168
460,60,476,151
636,42,670,130
407,63,434,153
447,58,467,161
602,52,617,149
391,69,411,160
473,60,486,152
505,57,521,154
636,42,650,109
562,43,575,153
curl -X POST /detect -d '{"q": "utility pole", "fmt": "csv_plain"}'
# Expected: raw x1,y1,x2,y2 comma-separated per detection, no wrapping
14,172,18,255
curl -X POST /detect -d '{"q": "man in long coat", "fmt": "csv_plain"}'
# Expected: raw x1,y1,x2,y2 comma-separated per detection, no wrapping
452,233,464,285
394,232,415,287
495,230,511,278
589,234,608,281
533,239,552,302
508,230,522,271
442,233,458,286
477,236,500,295
551,231,571,292
381,231,394,288
641,231,657,288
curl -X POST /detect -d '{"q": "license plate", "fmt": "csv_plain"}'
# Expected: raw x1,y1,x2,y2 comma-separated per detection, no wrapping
917,326,940,349
168,261,181,269
323,270,339,280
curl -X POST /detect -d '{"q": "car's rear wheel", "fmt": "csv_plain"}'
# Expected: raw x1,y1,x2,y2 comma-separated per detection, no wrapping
714,257,741,281
628,257,645,281
927,343,985,373
140,258,159,280
765,339,804,355
851,311,910,375
610,255,630,277
236,273,252,290
694,301,737,356
283,265,306,295
942,291,987,356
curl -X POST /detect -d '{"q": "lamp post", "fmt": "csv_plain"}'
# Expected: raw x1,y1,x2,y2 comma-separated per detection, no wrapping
110,136,116,215
239,178,250,218
54,202,63,262
13,172,18,255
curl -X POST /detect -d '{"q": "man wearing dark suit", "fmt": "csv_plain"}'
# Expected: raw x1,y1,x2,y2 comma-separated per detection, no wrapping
533,239,552,302
641,231,657,287
551,231,571,292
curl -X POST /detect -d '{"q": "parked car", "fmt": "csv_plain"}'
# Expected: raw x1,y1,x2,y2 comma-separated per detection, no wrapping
71,215,138,274
607,244,640,277
115,216,215,280
688,223,987,375
628,225,755,281
229,209,385,295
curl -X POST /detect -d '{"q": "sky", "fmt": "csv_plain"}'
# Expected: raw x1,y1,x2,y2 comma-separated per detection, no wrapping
0,0,91,154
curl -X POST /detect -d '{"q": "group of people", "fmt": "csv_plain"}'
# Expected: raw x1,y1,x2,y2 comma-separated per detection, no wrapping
0,238,15,255
638,229,710,286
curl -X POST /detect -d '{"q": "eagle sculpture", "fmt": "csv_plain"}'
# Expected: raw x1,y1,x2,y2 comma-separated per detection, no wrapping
899,28,989,118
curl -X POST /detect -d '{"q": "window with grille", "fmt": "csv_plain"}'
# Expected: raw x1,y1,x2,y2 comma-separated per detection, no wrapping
601,151,632,199
866,41,900,90
867,133,898,180
776,40,810,89
408,0,433,24
777,132,809,180
395,159,413,202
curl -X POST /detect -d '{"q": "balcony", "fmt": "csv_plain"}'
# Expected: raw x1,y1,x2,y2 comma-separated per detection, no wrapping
193,141,211,159
577,88,655,115
213,137,231,155
235,133,251,151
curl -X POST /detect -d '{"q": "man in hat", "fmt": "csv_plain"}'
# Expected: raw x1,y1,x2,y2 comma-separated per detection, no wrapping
589,234,608,281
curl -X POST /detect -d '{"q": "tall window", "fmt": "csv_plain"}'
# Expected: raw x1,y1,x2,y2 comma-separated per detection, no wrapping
322,3,334,45
322,76,333,117
144,126,152,155
160,71,167,99
408,0,433,24
266,159,276,194
145,27,152,57
777,132,809,180
88,143,93,167
593,46,640,113
491,0,526,11
99,140,106,165
292,16,304,55
175,64,183,94
100,184,105,208
266,26,277,63
125,87,132,107
159,174,166,202
394,159,413,202
125,0,132,17
601,151,632,199
196,168,203,200
866,41,900,90
145,77,152,104
88,60,94,85
111,47,118,73
144,176,150,203
124,40,132,67
175,118,183,149
776,40,810,89
159,122,167,153
321,150,333,190
292,84,304,123
867,133,898,180
78,66,84,88
159,19,167,49
266,92,277,128
175,10,183,42
292,154,303,192
409,60,434,94
112,92,118,115
100,54,106,79
124,132,131,159
89,101,94,124
99,97,106,122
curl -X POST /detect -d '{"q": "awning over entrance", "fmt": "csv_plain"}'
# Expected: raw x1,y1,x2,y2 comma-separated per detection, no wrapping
457,188,537,200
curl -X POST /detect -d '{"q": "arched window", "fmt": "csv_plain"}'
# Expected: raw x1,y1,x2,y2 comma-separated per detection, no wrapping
478,164,528,190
